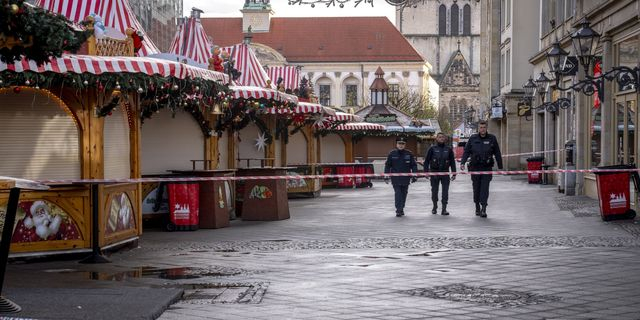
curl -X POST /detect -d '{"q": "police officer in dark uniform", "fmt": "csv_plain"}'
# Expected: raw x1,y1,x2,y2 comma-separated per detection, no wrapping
384,136,418,217
460,120,503,218
424,132,457,215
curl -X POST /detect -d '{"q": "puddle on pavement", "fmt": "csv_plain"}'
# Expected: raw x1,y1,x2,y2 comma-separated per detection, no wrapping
44,266,243,281
407,250,456,257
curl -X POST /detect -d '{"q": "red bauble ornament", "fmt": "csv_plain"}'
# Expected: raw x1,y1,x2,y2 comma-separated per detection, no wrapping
108,112,112,116
13,86,21,94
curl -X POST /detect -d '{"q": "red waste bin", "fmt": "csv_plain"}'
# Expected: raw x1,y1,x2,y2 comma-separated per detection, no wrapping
336,165,355,188
594,164,637,221
167,183,199,231
354,163,374,188
526,156,545,184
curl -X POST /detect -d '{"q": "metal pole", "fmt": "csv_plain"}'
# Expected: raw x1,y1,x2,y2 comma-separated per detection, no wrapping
0,187,22,313
79,184,110,264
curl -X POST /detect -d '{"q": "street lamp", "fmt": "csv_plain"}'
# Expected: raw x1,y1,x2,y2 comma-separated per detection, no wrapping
541,18,639,102
526,72,570,114
571,20,601,73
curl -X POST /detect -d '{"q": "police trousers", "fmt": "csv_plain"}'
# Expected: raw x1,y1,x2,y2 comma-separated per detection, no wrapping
430,175,451,205
393,184,409,212
470,169,493,205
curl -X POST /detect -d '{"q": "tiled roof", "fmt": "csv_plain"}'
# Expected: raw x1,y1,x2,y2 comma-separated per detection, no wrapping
201,17,424,63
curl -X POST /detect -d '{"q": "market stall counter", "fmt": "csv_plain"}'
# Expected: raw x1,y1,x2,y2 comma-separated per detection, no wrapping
286,165,322,198
168,170,236,229
235,167,291,221
318,163,375,188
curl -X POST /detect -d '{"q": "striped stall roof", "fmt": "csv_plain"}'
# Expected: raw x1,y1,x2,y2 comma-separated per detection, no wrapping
221,44,273,89
36,0,160,56
265,102,336,115
267,66,300,91
328,112,363,122
333,122,385,131
0,54,229,82
229,86,298,104
169,15,213,66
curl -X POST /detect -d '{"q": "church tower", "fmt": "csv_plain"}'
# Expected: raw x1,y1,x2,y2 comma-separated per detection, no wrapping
241,0,273,33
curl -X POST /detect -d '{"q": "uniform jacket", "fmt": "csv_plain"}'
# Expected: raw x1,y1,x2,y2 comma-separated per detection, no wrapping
460,133,503,170
424,143,457,173
384,148,418,185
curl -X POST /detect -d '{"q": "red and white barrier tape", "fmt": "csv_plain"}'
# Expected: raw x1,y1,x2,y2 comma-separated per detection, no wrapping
34,168,638,185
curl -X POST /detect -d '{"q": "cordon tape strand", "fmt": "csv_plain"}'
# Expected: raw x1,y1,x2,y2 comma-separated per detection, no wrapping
34,168,639,185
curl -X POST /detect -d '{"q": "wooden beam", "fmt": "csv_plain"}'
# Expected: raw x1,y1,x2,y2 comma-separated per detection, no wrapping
265,116,276,167
343,134,354,163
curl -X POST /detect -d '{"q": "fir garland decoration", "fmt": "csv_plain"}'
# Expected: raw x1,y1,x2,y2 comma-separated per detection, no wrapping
0,0,91,65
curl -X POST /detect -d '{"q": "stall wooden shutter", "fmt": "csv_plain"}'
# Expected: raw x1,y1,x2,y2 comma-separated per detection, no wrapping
217,132,229,169
0,90,81,180
237,123,262,168
321,134,345,163
287,130,307,165
103,108,131,179
141,110,204,174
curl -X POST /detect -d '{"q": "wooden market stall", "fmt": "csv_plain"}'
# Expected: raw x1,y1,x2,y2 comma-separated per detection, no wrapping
0,0,228,256
138,9,245,229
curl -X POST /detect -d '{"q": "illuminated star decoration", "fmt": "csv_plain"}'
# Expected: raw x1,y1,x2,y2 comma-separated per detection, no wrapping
255,132,268,151
313,114,329,128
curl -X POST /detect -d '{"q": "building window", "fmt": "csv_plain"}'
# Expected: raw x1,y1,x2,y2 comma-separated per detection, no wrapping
506,0,511,27
389,84,400,104
565,0,575,19
345,85,358,106
506,48,511,85
438,5,447,35
451,3,459,35
463,4,471,35
319,84,331,106
500,0,505,30
500,53,505,87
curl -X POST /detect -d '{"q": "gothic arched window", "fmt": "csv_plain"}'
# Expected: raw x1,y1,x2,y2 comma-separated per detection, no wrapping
438,5,447,35
451,4,459,35
463,4,471,35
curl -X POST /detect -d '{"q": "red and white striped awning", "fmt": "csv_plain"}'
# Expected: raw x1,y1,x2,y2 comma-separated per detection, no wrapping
328,112,363,122
229,86,298,104
221,44,273,89
0,54,229,82
332,122,386,131
168,15,212,66
36,0,160,56
264,102,336,115
267,66,300,91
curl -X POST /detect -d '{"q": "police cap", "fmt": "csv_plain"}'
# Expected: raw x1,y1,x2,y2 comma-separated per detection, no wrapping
396,136,408,143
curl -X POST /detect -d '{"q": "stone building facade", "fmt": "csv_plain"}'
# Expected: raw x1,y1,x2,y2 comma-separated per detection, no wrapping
130,0,183,52
397,0,481,129
202,2,438,111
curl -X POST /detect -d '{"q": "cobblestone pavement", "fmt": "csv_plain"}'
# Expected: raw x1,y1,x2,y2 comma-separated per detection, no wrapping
5,175,640,319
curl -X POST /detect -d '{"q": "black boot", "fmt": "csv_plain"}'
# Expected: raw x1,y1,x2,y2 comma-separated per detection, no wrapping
480,204,487,218
441,203,449,216
432,203,438,214
475,203,481,216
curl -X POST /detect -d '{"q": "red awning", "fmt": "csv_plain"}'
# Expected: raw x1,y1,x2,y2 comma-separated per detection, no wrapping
328,112,363,122
265,102,336,115
333,122,385,131
229,85,298,104
0,54,229,82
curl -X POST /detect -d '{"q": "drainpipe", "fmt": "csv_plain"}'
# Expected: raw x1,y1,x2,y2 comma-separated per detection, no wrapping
361,64,366,107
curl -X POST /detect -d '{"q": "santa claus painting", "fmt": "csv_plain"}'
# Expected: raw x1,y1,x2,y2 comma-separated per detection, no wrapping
9,200,81,243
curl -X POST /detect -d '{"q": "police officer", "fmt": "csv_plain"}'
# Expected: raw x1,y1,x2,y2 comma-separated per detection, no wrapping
384,136,418,217
424,133,456,215
460,120,503,218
